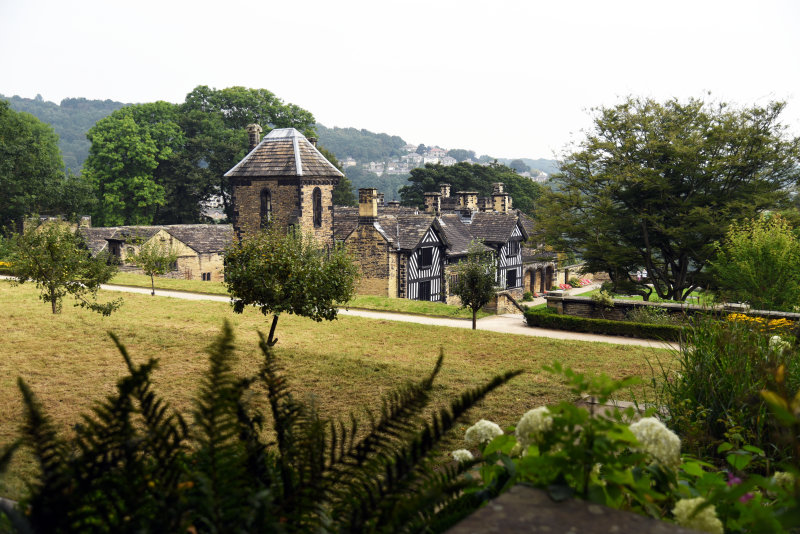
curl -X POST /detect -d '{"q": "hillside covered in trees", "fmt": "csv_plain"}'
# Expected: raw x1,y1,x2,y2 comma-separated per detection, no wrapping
2,94,126,171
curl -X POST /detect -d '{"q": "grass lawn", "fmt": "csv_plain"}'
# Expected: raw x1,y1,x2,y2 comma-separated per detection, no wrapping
0,281,672,501
581,287,714,306
110,272,490,319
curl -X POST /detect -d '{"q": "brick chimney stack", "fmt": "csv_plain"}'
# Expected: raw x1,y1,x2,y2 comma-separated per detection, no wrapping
246,124,262,151
492,182,510,212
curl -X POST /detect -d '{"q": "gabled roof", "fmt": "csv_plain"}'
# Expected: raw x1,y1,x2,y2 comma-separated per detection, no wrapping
224,128,344,178
102,224,233,254
437,214,491,257
78,227,121,255
332,207,439,252
467,212,527,244
164,224,233,254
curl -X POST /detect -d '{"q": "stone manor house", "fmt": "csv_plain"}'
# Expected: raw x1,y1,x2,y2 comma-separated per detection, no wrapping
226,126,557,304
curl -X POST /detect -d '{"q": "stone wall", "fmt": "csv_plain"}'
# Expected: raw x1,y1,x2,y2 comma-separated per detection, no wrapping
345,224,398,297
546,292,800,322
231,177,336,245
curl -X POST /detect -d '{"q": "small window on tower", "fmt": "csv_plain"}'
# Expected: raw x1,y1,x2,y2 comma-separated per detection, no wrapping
260,189,272,228
313,187,322,228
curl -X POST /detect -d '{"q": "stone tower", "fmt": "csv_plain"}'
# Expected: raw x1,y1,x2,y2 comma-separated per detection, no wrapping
225,127,343,245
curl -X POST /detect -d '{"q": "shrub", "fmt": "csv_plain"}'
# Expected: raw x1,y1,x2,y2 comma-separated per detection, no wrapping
523,308,683,341
626,305,687,326
462,363,800,532
567,277,583,288
655,316,800,466
0,323,521,532
522,291,534,301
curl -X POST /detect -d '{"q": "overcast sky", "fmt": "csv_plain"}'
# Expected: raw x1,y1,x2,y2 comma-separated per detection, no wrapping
2,0,799,160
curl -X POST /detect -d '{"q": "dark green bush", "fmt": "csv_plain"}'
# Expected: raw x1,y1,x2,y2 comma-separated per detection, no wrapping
523,308,683,341
0,323,521,533
522,291,534,301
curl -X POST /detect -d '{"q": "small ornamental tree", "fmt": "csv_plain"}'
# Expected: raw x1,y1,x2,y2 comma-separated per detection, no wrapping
130,238,179,295
708,214,800,311
224,226,359,345
453,241,498,330
10,223,121,315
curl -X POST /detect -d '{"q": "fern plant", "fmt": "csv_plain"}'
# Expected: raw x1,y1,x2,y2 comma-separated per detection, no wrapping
0,322,520,533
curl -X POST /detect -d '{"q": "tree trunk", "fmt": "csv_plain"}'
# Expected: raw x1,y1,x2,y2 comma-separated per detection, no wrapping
51,297,57,314
472,309,477,330
150,274,155,296
267,314,280,346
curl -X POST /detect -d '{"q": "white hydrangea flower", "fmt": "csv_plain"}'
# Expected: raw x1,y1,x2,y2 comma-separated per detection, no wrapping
672,497,723,534
773,471,796,490
629,417,681,469
451,449,474,463
515,407,553,448
464,419,503,447
769,335,791,355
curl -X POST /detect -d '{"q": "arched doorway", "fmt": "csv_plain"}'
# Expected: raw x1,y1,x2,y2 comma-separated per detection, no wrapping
544,265,554,291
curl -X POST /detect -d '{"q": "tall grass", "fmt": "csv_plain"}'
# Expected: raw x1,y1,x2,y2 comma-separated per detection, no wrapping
654,316,800,466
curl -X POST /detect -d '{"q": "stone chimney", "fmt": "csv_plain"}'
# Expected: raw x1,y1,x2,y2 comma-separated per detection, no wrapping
358,188,379,224
440,183,451,198
478,197,492,212
387,200,400,208
492,182,510,212
246,124,262,151
308,137,318,147
457,191,479,210
424,192,442,214
376,192,385,207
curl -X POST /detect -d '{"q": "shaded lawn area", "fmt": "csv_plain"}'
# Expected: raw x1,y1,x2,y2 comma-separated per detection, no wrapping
0,281,672,500
109,272,489,319
581,287,713,305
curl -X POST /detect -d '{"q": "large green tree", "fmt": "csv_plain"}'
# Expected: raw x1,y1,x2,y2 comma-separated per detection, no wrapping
539,97,800,301
224,226,359,346
84,102,183,226
0,100,64,230
399,162,543,216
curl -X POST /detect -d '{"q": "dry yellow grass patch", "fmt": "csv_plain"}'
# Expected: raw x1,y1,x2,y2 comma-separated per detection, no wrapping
0,280,671,500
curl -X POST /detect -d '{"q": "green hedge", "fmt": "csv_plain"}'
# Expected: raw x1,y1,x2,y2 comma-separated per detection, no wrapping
524,307,684,341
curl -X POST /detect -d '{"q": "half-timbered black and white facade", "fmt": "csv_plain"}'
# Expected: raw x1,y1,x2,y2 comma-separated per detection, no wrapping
407,226,445,301
498,222,524,290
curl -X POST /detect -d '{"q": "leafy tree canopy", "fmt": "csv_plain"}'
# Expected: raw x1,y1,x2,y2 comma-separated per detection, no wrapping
508,159,531,174
399,162,544,217
453,242,498,329
0,100,64,230
10,223,121,315
708,215,800,311
130,238,179,296
224,226,359,345
84,101,183,226
2,94,126,171
538,97,800,301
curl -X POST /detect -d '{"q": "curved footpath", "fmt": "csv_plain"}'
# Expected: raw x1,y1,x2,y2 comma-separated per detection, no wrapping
95,282,673,350
1,276,673,349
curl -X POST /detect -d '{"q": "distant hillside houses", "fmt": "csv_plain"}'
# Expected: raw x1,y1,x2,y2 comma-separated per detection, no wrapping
364,145,459,176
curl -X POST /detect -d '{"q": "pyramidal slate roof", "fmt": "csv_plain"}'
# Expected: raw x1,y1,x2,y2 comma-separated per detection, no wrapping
224,128,344,178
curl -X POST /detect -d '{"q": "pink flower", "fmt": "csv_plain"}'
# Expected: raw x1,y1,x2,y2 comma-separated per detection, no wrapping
739,493,754,504
727,473,742,486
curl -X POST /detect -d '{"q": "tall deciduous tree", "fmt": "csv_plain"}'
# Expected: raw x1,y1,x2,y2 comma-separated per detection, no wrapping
539,97,800,301
224,226,359,346
452,242,498,330
11,223,121,315
0,100,64,230
84,102,183,226
708,215,800,311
